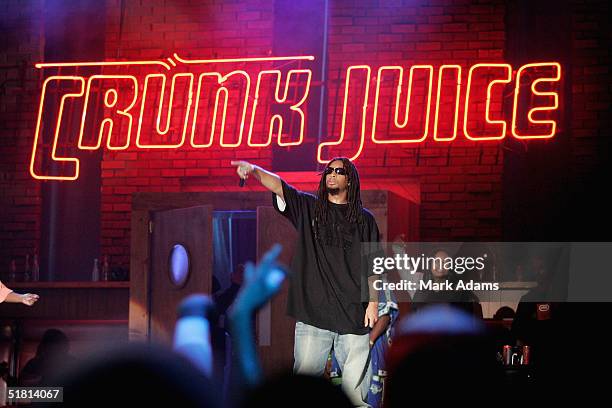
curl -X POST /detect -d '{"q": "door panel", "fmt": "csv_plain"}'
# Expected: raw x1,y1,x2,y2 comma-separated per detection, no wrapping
256,206,298,375
150,206,213,344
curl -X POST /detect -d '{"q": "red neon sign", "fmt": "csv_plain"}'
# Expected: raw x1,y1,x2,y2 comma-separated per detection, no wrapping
30,55,562,180
463,63,512,141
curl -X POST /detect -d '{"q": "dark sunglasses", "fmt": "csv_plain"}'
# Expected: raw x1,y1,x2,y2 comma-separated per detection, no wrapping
323,167,347,176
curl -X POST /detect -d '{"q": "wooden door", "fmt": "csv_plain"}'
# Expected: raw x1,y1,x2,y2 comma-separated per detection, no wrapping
256,206,298,375
149,206,213,344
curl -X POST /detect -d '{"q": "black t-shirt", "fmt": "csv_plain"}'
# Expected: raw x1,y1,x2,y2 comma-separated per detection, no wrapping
272,180,380,335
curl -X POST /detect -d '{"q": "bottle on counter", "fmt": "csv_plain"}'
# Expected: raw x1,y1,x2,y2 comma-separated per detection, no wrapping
9,259,17,282
32,254,40,281
92,258,100,282
24,254,31,282
102,255,110,281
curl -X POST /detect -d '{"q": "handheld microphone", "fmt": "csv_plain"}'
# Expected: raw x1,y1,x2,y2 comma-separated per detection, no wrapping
239,178,245,187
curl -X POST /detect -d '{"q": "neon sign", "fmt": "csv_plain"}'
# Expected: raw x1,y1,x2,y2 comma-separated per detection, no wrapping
30,55,561,180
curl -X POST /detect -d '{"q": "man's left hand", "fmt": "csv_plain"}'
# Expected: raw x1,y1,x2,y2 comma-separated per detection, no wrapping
364,301,378,328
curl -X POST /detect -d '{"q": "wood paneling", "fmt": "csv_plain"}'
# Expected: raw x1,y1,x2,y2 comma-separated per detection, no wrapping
256,206,298,375
129,210,151,342
149,206,213,344
0,284,128,320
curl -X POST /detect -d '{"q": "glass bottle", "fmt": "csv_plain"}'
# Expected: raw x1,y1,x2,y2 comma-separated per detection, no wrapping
32,254,40,282
9,259,16,282
102,255,110,281
24,254,31,282
92,258,100,282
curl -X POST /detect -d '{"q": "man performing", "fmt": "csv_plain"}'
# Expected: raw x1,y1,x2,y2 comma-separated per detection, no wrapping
231,157,380,407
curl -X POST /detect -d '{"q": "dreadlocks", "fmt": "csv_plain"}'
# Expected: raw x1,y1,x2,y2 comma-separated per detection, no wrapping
314,157,363,230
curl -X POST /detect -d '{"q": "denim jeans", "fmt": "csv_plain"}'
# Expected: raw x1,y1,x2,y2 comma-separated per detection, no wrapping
293,321,371,407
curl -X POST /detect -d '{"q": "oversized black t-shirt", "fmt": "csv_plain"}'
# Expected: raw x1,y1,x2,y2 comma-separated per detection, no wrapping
272,180,380,335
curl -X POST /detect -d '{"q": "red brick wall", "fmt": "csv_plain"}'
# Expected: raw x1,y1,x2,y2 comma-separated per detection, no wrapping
0,0,44,275
570,0,611,188
97,0,509,268
100,0,276,267
0,0,609,274
323,0,506,242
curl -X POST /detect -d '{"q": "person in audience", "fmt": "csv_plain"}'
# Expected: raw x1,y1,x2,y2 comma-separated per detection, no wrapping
489,306,515,352
227,245,354,408
53,343,218,407
365,292,399,408
411,249,482,317
512,247,567,346
214,264,245,318
227,244,287,388
45,247,287,408
512,245,570,383
493,306,515,320
19,328,76,387
210,265,245,403
173,294,215,378
386,305,503,405
242,374,353,408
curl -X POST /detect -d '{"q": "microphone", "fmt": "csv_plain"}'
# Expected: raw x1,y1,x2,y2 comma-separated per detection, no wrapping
239,178,245,187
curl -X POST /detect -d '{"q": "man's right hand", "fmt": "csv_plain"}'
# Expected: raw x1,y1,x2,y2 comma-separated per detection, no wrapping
231,160,255,180
230,160,283,198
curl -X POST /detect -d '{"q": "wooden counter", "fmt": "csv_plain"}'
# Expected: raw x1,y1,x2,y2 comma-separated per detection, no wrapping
0,281,129,320
6,281,129,289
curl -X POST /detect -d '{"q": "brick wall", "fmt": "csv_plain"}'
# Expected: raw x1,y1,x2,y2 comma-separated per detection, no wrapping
0,0,44,275
100,0,276,267
0,0,609,275
324,0,506,242
569,0,611,192
97,0,509,268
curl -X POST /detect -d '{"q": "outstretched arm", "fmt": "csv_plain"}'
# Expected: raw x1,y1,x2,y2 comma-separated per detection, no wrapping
230,161,284,201
227,244,287,388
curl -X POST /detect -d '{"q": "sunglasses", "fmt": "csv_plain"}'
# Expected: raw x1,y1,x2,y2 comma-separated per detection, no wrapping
323,167,347,176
